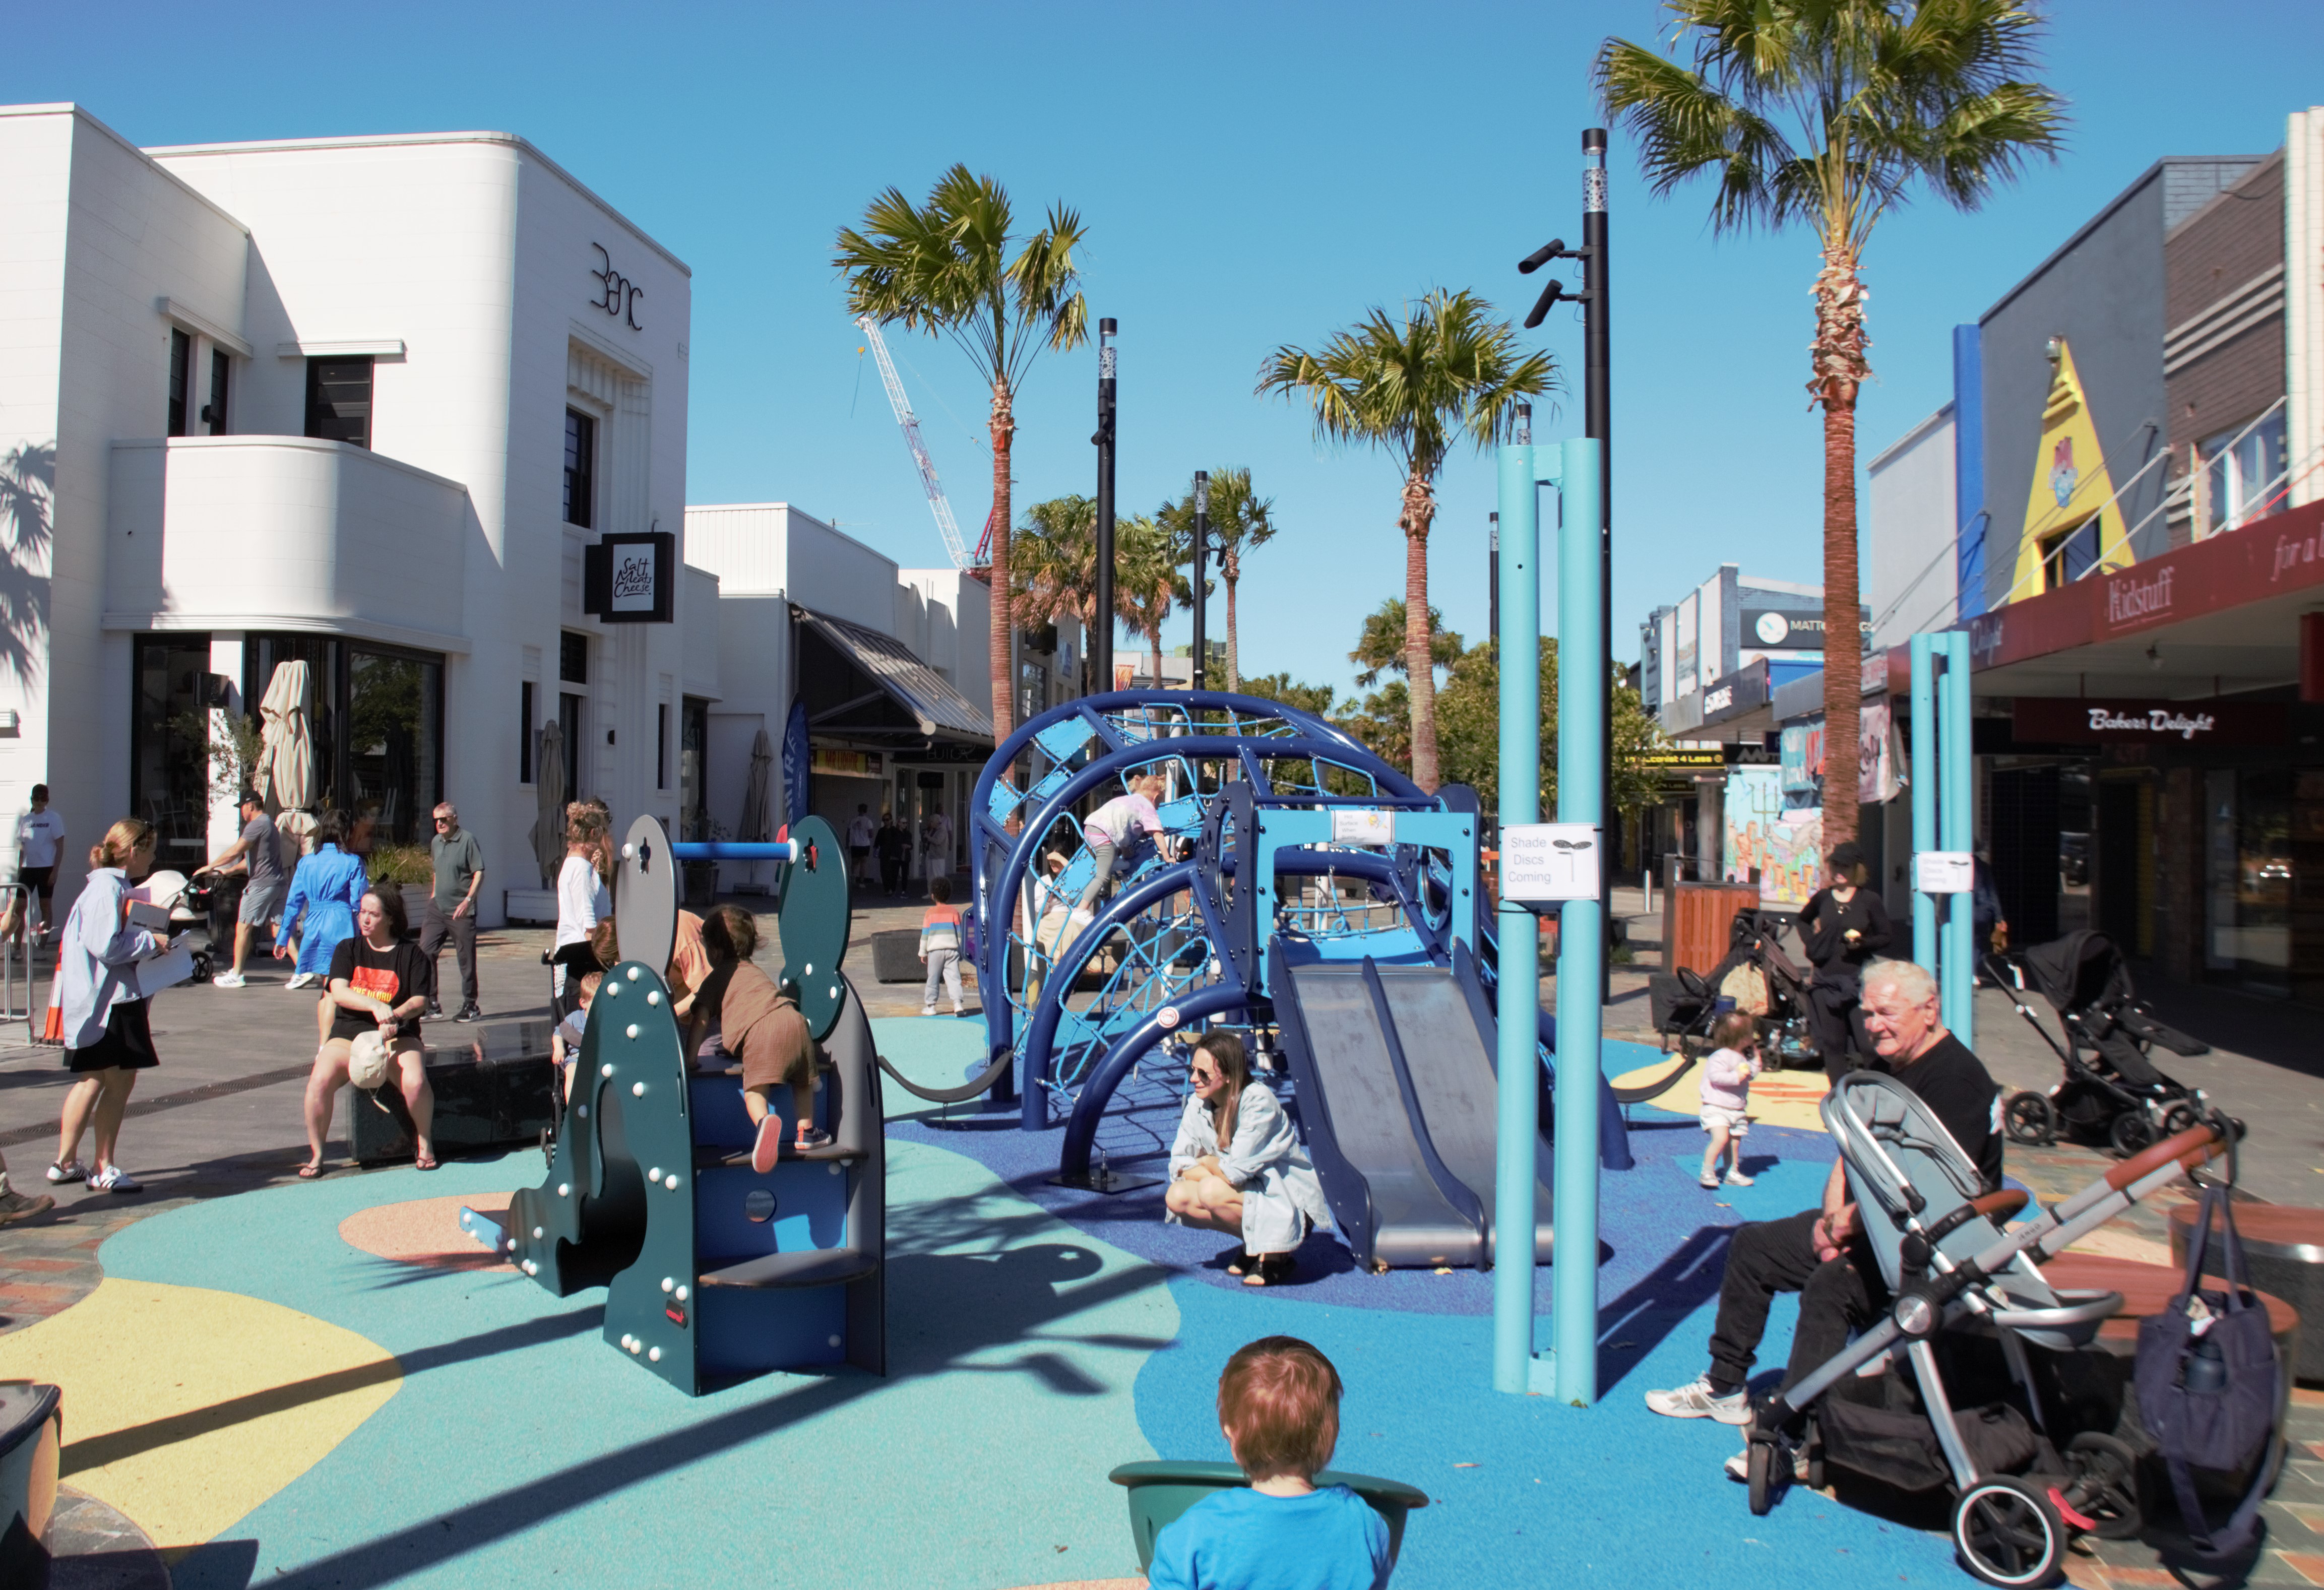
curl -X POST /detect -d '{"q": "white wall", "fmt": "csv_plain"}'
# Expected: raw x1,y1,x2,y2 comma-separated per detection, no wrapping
1867,405,1960,649
896,566,995,706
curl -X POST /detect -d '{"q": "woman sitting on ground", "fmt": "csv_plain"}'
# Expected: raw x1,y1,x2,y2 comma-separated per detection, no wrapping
300,888,436,1177
1165,1032,1329,1287
273,810,366,991
686,905,825,1172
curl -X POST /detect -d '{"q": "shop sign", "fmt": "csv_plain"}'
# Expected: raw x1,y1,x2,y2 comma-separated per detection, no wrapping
583,531,676,623
1640,747,1727,769
810,748,882,778
589,243,644,330
1743,608,1871,649
2012,697,2288,745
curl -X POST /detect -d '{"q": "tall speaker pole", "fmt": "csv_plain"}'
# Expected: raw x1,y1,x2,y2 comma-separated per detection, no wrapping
1584,129,1612,998
1190,470,1210,691
1093,319,1117,693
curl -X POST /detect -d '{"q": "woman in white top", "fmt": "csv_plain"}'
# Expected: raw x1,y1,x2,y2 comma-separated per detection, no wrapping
552,803,612,1016
52,818,171,1193
1165,1031,1330,1287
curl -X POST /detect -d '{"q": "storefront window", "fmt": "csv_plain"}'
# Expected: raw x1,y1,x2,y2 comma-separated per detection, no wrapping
242,635,442,854
131,634,216,862
2206,767,2293,991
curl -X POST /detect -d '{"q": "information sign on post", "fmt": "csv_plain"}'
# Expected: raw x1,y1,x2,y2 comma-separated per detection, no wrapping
1329,809,1395,847
1914,851,1974,894
1499,822,1602,904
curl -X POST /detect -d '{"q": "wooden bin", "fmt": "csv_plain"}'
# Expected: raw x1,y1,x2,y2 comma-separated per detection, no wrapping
1662,882,1758,977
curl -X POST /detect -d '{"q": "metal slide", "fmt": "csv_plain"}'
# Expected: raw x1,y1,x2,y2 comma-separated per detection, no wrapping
1270,944,1555,1270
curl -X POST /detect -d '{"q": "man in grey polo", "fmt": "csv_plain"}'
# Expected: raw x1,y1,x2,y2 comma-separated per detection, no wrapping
202,790,286,989
419,801,484,1023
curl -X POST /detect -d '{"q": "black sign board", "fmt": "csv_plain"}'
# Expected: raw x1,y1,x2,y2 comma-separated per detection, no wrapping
2012,696,2287,746
583,531,676,624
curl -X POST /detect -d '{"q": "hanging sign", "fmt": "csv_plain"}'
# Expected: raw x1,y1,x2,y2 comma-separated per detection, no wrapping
583,531,676,623
1330,809,1395,847
1914,852,1974,894
1500,823,1601,903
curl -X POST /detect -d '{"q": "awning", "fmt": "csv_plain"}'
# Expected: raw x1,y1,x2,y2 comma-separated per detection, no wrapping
793,606,994,748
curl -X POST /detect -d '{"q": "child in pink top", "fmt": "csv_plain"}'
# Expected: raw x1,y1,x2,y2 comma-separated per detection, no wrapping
1698,1011,1761,1189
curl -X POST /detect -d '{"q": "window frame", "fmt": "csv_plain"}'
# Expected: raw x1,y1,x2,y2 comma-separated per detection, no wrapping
304,356,375,449
204,348,230,434
520,679,536,785
2039,519,2098,592
563,407,597,530
167,329,192,438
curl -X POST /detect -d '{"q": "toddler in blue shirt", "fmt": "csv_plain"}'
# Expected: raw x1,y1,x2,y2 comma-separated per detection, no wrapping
1147,1335,1394,1590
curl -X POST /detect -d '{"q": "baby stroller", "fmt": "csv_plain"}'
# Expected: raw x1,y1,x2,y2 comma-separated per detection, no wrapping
139,870,218,985
1650,908,1819,1070
1742,1071,2236,1585
1986,931,2221,1157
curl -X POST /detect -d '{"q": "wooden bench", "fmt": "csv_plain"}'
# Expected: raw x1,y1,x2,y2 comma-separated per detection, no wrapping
2167,1201,2324,1384
2041,1250,2300,1361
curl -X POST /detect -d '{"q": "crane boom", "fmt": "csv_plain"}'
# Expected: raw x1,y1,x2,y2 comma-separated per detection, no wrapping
856,314,983,570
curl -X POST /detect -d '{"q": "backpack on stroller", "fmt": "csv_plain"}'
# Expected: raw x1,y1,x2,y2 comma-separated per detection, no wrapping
1741,1072,2237,1585
1986,931,2226,1157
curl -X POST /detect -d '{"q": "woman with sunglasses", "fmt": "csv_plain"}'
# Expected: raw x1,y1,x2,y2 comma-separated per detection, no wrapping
1163,1031,1330,1287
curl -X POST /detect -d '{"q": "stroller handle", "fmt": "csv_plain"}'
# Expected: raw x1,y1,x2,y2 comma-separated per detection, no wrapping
2105,1120,2226,1192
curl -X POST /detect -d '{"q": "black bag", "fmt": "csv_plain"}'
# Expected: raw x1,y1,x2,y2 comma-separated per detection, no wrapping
2133,1181,2283,1559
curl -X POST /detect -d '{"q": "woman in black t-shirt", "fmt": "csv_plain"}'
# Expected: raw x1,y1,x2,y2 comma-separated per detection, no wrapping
299,888,436,1176
1799,841,1894,1081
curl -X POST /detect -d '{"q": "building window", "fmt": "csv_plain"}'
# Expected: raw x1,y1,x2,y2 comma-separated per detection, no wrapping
131,634,215,859
564,409,596,529
2202,412,2289,536
559,631,588,685
559,691,584,798
305,357,373,448
2039,520,2097,591
657,702,671,790
680,697,708,838
167,329,192,437
520,680,536,784
204,349,230,434
241,635,445,853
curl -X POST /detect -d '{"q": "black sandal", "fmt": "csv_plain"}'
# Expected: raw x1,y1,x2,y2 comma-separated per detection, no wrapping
1242,1252,1296,1288
1224,1247,1253,1276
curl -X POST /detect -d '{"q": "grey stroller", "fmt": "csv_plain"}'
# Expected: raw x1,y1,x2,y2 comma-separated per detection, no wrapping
1742,1072,2233,1586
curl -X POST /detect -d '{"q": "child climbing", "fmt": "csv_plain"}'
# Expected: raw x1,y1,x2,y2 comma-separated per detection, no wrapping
550,969,602,1101
919,876,965,1017
1698,1010,1760,1189
688,904,825,1172
1146,1335,1392,1590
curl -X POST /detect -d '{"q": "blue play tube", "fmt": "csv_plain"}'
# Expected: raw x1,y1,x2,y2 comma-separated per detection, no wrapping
668,841,802,862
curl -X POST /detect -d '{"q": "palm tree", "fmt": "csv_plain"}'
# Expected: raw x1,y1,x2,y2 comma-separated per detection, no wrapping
1113,513,1176,691
1596,0,2063,844
836,166,1090,741
1259,290,1554,791
1013,494,1099,623
1155,467,1278,689
1350,597,1463,688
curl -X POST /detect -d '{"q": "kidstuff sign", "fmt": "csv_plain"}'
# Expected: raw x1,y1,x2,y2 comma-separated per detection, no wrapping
2013,697,2287,746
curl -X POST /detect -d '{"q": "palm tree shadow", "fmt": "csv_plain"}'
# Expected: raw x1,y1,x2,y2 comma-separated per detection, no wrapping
0,441,53,690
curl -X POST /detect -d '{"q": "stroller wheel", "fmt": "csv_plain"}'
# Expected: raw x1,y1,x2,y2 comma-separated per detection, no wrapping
1745,1436,1776,1516
2062,1431,2142,1540
2004,1092,2057,1147
2108,1111,2155,1158
2162,1103,2200,1137
1953,1475,2065,1587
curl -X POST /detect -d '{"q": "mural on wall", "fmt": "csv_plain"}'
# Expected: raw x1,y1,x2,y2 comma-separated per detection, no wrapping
2005,338,2134,605
1724,765,1823,910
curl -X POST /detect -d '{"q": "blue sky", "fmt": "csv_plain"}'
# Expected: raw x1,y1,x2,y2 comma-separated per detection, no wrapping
11,1,2320,698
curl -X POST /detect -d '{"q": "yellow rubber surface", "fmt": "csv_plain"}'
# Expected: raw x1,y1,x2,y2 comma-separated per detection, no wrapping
1612,1054,1834,1133
0,1278,399,1552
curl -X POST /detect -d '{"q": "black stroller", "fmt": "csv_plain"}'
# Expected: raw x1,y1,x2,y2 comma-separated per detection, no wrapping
1987,931,2224,1157
1650,908,1820,1070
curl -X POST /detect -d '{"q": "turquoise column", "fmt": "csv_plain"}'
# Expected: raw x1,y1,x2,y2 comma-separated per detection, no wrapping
1938,629,1975,1044
1551,436,1604,1407
1491,434,1548,1395
1909,635,1937,981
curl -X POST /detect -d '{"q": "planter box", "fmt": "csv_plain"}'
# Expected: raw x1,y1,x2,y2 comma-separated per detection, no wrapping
505,887,558,926
399,884,434,932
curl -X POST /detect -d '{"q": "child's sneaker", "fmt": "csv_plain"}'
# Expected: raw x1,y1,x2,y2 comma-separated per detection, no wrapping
1645,1375,1750,1423
794,1126,834,1152
1724,1170,1756,1187
46,1159,86,1184
749,1116,784,1175
1699,1173,1721,1189
920,1005,937,1017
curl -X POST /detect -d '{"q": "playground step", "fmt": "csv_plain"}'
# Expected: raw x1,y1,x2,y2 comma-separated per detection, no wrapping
690,1142,870,1170
700,1246,878,1290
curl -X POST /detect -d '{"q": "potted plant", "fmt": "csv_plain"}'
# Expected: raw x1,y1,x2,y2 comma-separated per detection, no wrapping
366,843,437,933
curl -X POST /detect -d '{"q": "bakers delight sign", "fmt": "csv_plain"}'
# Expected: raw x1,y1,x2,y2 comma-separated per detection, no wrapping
2014,696,2286,746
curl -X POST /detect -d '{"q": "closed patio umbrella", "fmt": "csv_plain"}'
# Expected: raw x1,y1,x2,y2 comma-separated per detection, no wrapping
738,725,775,889
531,719,567,887
254,660,316,852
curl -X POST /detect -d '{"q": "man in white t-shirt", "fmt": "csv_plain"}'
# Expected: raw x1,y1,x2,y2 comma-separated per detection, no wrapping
846,804,876,887
1075,774,1169,915
15,784,65,940
920,807,954,888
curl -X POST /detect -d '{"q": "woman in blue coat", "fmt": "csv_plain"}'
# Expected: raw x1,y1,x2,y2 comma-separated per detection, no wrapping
274,811,368,989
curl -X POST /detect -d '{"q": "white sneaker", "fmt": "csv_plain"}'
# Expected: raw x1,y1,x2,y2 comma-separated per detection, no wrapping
1645,1375,1750,1423
283,972,311,990
88,1165,142,1194
212,972,245,989
45,1159,86,1184
1724,1170,1756,1187
1699,1173,1721,1189
920,1007,937,1017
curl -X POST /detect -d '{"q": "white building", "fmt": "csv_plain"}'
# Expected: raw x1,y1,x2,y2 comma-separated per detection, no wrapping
1865,404,1961,649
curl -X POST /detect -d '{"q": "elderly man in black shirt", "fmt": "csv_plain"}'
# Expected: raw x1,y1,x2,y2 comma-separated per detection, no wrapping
1645,957,2003,1437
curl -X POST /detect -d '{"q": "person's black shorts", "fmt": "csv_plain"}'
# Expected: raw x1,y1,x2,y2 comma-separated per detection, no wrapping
19,867,53,895
66,999,159,1073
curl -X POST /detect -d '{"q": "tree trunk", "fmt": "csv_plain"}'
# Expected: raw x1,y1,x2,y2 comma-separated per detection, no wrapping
1810,248,1869,850
1222,552,1241,691
1400,472,1441,792
1149,624,1163,696
987,378,1017,742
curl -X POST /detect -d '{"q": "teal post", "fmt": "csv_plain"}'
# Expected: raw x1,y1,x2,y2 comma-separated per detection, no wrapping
1491,432,1548,1395
1909,636,1937,981
1938,630,1975,1043
1551,436,1605,1407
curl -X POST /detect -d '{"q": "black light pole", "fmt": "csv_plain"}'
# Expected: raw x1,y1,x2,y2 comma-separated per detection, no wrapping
1190,470,1210,691
1585,129,1613,985
1093,319,1117,693
1488,511,1500,651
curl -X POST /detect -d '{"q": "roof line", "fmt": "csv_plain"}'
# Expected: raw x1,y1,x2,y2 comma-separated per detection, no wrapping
0,103,251,235
1980,156,2267,326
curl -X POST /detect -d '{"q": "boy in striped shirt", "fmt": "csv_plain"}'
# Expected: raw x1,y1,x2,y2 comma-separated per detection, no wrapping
920,877,965,1017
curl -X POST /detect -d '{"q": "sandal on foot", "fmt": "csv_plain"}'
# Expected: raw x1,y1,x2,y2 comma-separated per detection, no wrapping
297,1163,325,1180
414,1154,439,1172
1242,1253,1296,1288
1225,1247,1253,1277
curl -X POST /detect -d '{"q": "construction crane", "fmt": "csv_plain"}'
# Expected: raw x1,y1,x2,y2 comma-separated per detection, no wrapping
855,314,995,570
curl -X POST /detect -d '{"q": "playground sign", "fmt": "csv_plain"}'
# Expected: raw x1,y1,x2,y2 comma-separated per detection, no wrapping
1498,822,1601,903
1914,851,1974,894
1330,809,1396,846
